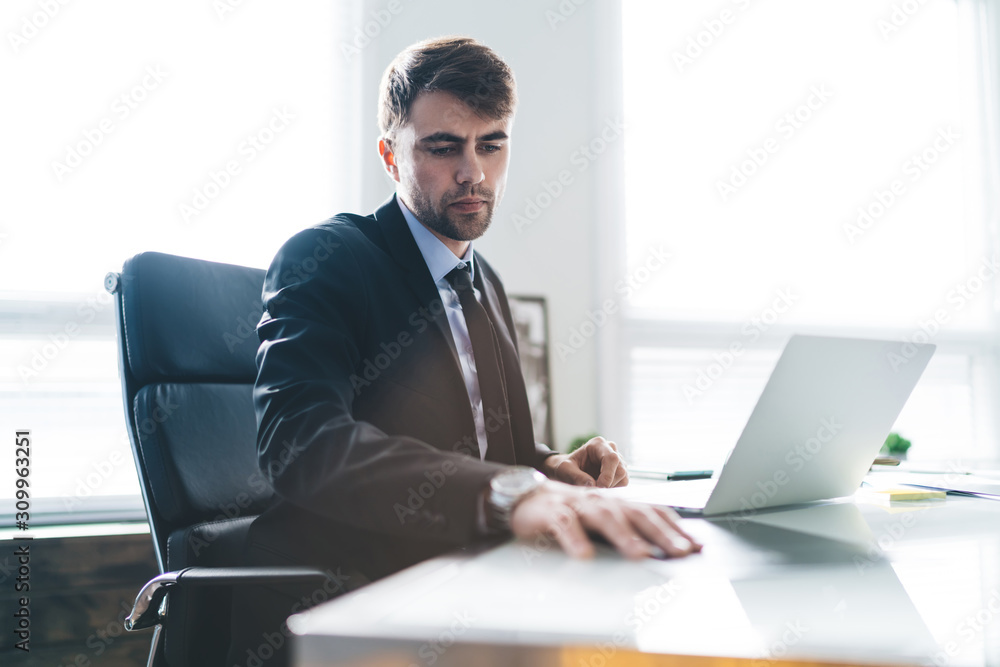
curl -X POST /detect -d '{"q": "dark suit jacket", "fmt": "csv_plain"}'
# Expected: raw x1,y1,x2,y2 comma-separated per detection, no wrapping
246,194,556,580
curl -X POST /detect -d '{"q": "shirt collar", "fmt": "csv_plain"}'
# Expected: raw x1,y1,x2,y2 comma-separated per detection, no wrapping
398,196,476,284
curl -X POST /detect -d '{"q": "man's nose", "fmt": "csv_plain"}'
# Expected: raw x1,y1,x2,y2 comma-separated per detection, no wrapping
456,148,485,186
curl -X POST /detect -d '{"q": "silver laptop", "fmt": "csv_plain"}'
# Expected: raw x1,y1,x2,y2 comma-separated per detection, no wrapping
610,335,935,516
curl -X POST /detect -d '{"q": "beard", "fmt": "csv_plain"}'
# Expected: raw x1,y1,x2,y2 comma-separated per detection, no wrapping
405,185,497,242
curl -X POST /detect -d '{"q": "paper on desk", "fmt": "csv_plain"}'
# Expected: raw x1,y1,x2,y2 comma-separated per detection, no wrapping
872,472,1000,498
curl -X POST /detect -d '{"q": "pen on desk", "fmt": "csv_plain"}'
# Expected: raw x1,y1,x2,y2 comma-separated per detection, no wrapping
668,470,714,481
631,469,714,481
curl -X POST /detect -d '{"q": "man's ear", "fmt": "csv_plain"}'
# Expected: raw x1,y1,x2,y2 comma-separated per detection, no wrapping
378,138,399,182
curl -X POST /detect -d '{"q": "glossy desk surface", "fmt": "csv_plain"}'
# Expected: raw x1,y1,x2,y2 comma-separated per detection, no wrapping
290,484,1000,667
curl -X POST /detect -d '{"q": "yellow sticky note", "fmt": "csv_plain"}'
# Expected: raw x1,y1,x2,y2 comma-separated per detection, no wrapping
874,487,946,501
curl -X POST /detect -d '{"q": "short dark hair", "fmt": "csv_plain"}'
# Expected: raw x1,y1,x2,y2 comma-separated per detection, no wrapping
378,36,517,142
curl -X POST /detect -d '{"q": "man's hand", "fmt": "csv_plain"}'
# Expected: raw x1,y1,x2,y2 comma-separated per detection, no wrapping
509,481,701,560
541,436,628,488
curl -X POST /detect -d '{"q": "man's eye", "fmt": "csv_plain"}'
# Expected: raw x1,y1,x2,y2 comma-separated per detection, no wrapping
481,144,502,153
430,147,454,156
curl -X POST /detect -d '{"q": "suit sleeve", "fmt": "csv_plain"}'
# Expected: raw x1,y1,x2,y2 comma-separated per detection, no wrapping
254,225,508,544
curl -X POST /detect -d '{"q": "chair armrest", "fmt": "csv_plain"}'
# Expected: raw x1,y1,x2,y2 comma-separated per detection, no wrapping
125,566,333,631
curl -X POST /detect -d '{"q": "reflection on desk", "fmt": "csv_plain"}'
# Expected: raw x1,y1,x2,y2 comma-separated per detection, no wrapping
289,493,1000,667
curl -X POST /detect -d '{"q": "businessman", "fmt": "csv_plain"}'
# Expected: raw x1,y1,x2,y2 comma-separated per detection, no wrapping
228,36,699,667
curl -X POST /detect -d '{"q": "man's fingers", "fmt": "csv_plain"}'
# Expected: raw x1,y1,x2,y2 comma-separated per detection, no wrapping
595,452,627,488
626,505,698,557
548,509,594,559
568,437,629,488
554,459,596,487
511,486,702,562
652,506,703,551
576,500,651,559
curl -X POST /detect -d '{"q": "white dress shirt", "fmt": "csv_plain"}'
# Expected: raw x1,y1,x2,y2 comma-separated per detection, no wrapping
398,197,491,461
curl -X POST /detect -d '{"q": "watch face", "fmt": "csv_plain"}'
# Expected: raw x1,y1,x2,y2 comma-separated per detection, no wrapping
488,468,546,530
493,467,544,496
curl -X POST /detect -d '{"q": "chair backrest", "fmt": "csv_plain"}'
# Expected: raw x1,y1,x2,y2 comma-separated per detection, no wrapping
108,251,272,665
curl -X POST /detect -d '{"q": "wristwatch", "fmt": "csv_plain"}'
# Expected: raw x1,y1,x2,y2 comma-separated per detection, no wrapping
486,466,547,531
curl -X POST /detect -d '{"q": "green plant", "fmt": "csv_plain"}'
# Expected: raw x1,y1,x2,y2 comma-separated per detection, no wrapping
880,432,912,456
567,432,600,454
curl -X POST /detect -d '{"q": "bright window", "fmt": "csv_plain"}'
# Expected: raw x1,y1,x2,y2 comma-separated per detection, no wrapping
0,0,356,517
621,0,1000,469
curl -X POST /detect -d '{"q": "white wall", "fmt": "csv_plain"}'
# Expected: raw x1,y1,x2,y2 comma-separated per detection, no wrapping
351,0,626,450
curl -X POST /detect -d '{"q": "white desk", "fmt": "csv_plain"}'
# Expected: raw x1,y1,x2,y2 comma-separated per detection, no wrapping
289,486,1000,667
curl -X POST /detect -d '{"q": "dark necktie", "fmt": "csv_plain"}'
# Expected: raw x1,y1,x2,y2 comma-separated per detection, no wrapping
445,264,517,465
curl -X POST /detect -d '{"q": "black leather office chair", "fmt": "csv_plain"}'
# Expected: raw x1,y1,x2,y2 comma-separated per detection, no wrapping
106,252,331,667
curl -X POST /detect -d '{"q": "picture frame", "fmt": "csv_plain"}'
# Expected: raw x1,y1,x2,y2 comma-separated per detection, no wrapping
507,295,554,448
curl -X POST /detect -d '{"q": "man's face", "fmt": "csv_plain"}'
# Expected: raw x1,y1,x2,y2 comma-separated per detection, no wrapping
381,91,512,247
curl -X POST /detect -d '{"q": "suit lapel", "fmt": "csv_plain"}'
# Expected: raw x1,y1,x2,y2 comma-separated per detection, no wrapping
373,196,462,370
